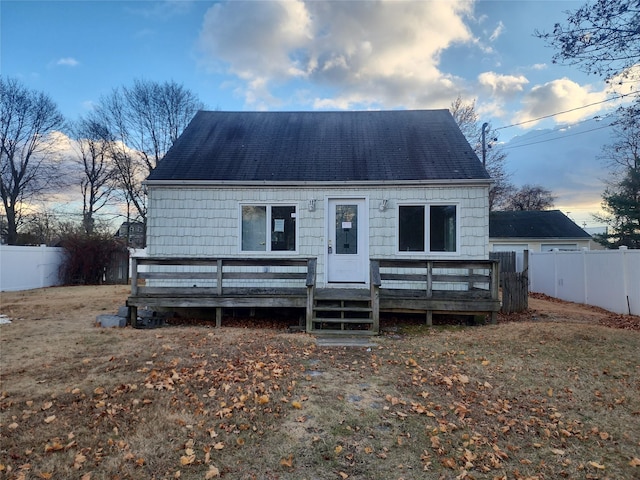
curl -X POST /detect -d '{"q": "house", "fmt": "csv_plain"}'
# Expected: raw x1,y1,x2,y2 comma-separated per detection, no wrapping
115,221,145,248
489,210,594,252
129,110,500,332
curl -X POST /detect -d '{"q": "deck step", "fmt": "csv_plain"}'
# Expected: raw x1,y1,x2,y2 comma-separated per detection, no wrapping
310,328,376,336
313,306,373,313
312,317,374,324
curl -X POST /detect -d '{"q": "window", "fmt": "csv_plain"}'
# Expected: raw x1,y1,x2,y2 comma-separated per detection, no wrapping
241,205,296,252
398,204,457,253
430,205,457,252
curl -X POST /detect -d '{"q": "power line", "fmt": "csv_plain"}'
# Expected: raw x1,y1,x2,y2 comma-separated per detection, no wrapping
495,91,639,131
505,115,605,146
502,123,613,150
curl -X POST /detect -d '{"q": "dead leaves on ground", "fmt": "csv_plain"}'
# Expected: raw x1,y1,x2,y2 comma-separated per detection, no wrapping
2,327,638,479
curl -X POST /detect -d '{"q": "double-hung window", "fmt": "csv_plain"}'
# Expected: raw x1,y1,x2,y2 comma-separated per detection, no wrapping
398,204,458,253
241,204,297,252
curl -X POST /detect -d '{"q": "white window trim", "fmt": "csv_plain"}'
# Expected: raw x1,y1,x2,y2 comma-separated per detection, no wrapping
396,202,461,256
238,202,300,255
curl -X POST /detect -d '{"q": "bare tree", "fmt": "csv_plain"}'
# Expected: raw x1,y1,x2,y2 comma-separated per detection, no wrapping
450,95,513,210
0,77,65,244
535,0,640,83
95,79,204,225
503,184,556,211
72,117,117,235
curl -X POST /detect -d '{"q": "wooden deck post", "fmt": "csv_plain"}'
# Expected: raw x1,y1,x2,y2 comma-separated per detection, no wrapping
216,259,223,327
131,257,139,296
370,260,381,334
305,258,317,333
128,257,139,327
426,261,433,298
490,260,500,324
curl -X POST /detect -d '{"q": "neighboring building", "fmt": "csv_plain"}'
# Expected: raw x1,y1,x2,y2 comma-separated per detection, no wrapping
489,210,593,252
115,221,145,248
143,110,492,288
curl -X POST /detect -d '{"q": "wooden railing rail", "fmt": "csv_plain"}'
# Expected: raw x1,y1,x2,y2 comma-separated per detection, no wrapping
370,258,500,324
129,256,317,327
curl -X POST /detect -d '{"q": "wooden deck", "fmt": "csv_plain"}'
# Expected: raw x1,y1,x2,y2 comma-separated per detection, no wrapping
127,257,500,334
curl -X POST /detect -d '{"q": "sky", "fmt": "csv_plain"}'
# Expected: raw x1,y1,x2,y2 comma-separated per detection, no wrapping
2,0,639,228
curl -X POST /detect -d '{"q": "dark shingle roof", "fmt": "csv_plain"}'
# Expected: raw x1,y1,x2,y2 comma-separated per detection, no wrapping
489,210,592,239
147,110,490,182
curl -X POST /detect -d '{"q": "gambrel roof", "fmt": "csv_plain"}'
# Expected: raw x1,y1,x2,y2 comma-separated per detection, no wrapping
147,110,490,183
489,210,592,239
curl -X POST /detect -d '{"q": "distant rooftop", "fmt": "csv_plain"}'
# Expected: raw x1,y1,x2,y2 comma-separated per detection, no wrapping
490,210,592,239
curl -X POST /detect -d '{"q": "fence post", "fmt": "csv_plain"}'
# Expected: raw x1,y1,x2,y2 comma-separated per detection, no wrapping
620,246,630,315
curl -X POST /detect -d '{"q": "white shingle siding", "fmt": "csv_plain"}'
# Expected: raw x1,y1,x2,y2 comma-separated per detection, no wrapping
146,183,489,288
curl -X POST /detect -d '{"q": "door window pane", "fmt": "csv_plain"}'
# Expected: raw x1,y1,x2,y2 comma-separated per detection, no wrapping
271,206,296,251
430,205,456,252
399,205,425,251
242,206,266,251
335,204,358,254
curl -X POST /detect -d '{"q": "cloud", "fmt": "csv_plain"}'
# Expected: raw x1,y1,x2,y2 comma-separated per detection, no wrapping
489,21,504,42
514,78,608,126
197,0,476,109
478,71,528,97
56,57,79,67
127,0,195,19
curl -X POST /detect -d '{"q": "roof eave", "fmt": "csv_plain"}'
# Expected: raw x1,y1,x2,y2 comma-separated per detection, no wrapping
144,178,493,188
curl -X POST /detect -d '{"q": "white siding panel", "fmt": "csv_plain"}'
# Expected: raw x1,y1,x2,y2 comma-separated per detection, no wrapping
147,184,490,287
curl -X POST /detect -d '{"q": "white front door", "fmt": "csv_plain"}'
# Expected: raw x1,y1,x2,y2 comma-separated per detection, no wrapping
327,198,368,284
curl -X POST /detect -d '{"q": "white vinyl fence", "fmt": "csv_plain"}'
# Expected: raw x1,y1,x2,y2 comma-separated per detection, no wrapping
0,245,65,291
529,247,640,315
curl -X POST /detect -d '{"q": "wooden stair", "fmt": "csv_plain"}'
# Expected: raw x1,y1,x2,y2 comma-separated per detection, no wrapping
309,289,376,335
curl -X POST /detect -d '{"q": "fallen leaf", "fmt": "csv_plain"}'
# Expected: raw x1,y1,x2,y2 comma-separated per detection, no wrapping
280,454,293,468
339,472,349,479
37,473,53,479
180,455,195,466
291,401,302,409
42,401,53,410
629,457,640,467
551,449,565,455
441,457,456,469
257,395,269,405
44,415,56,424
205,465,220,478
588,461,605,470
335,445,343,455
73,453,87,469
213,442,224,450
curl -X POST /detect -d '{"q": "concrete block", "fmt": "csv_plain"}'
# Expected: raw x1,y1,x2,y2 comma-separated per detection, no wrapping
96,314,126,328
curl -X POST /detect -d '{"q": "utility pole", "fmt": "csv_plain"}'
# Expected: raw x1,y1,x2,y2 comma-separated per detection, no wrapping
481,122,489,166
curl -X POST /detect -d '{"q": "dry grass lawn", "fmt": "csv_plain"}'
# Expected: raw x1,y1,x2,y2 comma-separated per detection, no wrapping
1,285,639,480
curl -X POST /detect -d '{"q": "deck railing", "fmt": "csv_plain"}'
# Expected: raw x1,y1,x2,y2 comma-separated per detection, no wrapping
128,257,317,326
370,258,500,324
128,256,500,330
